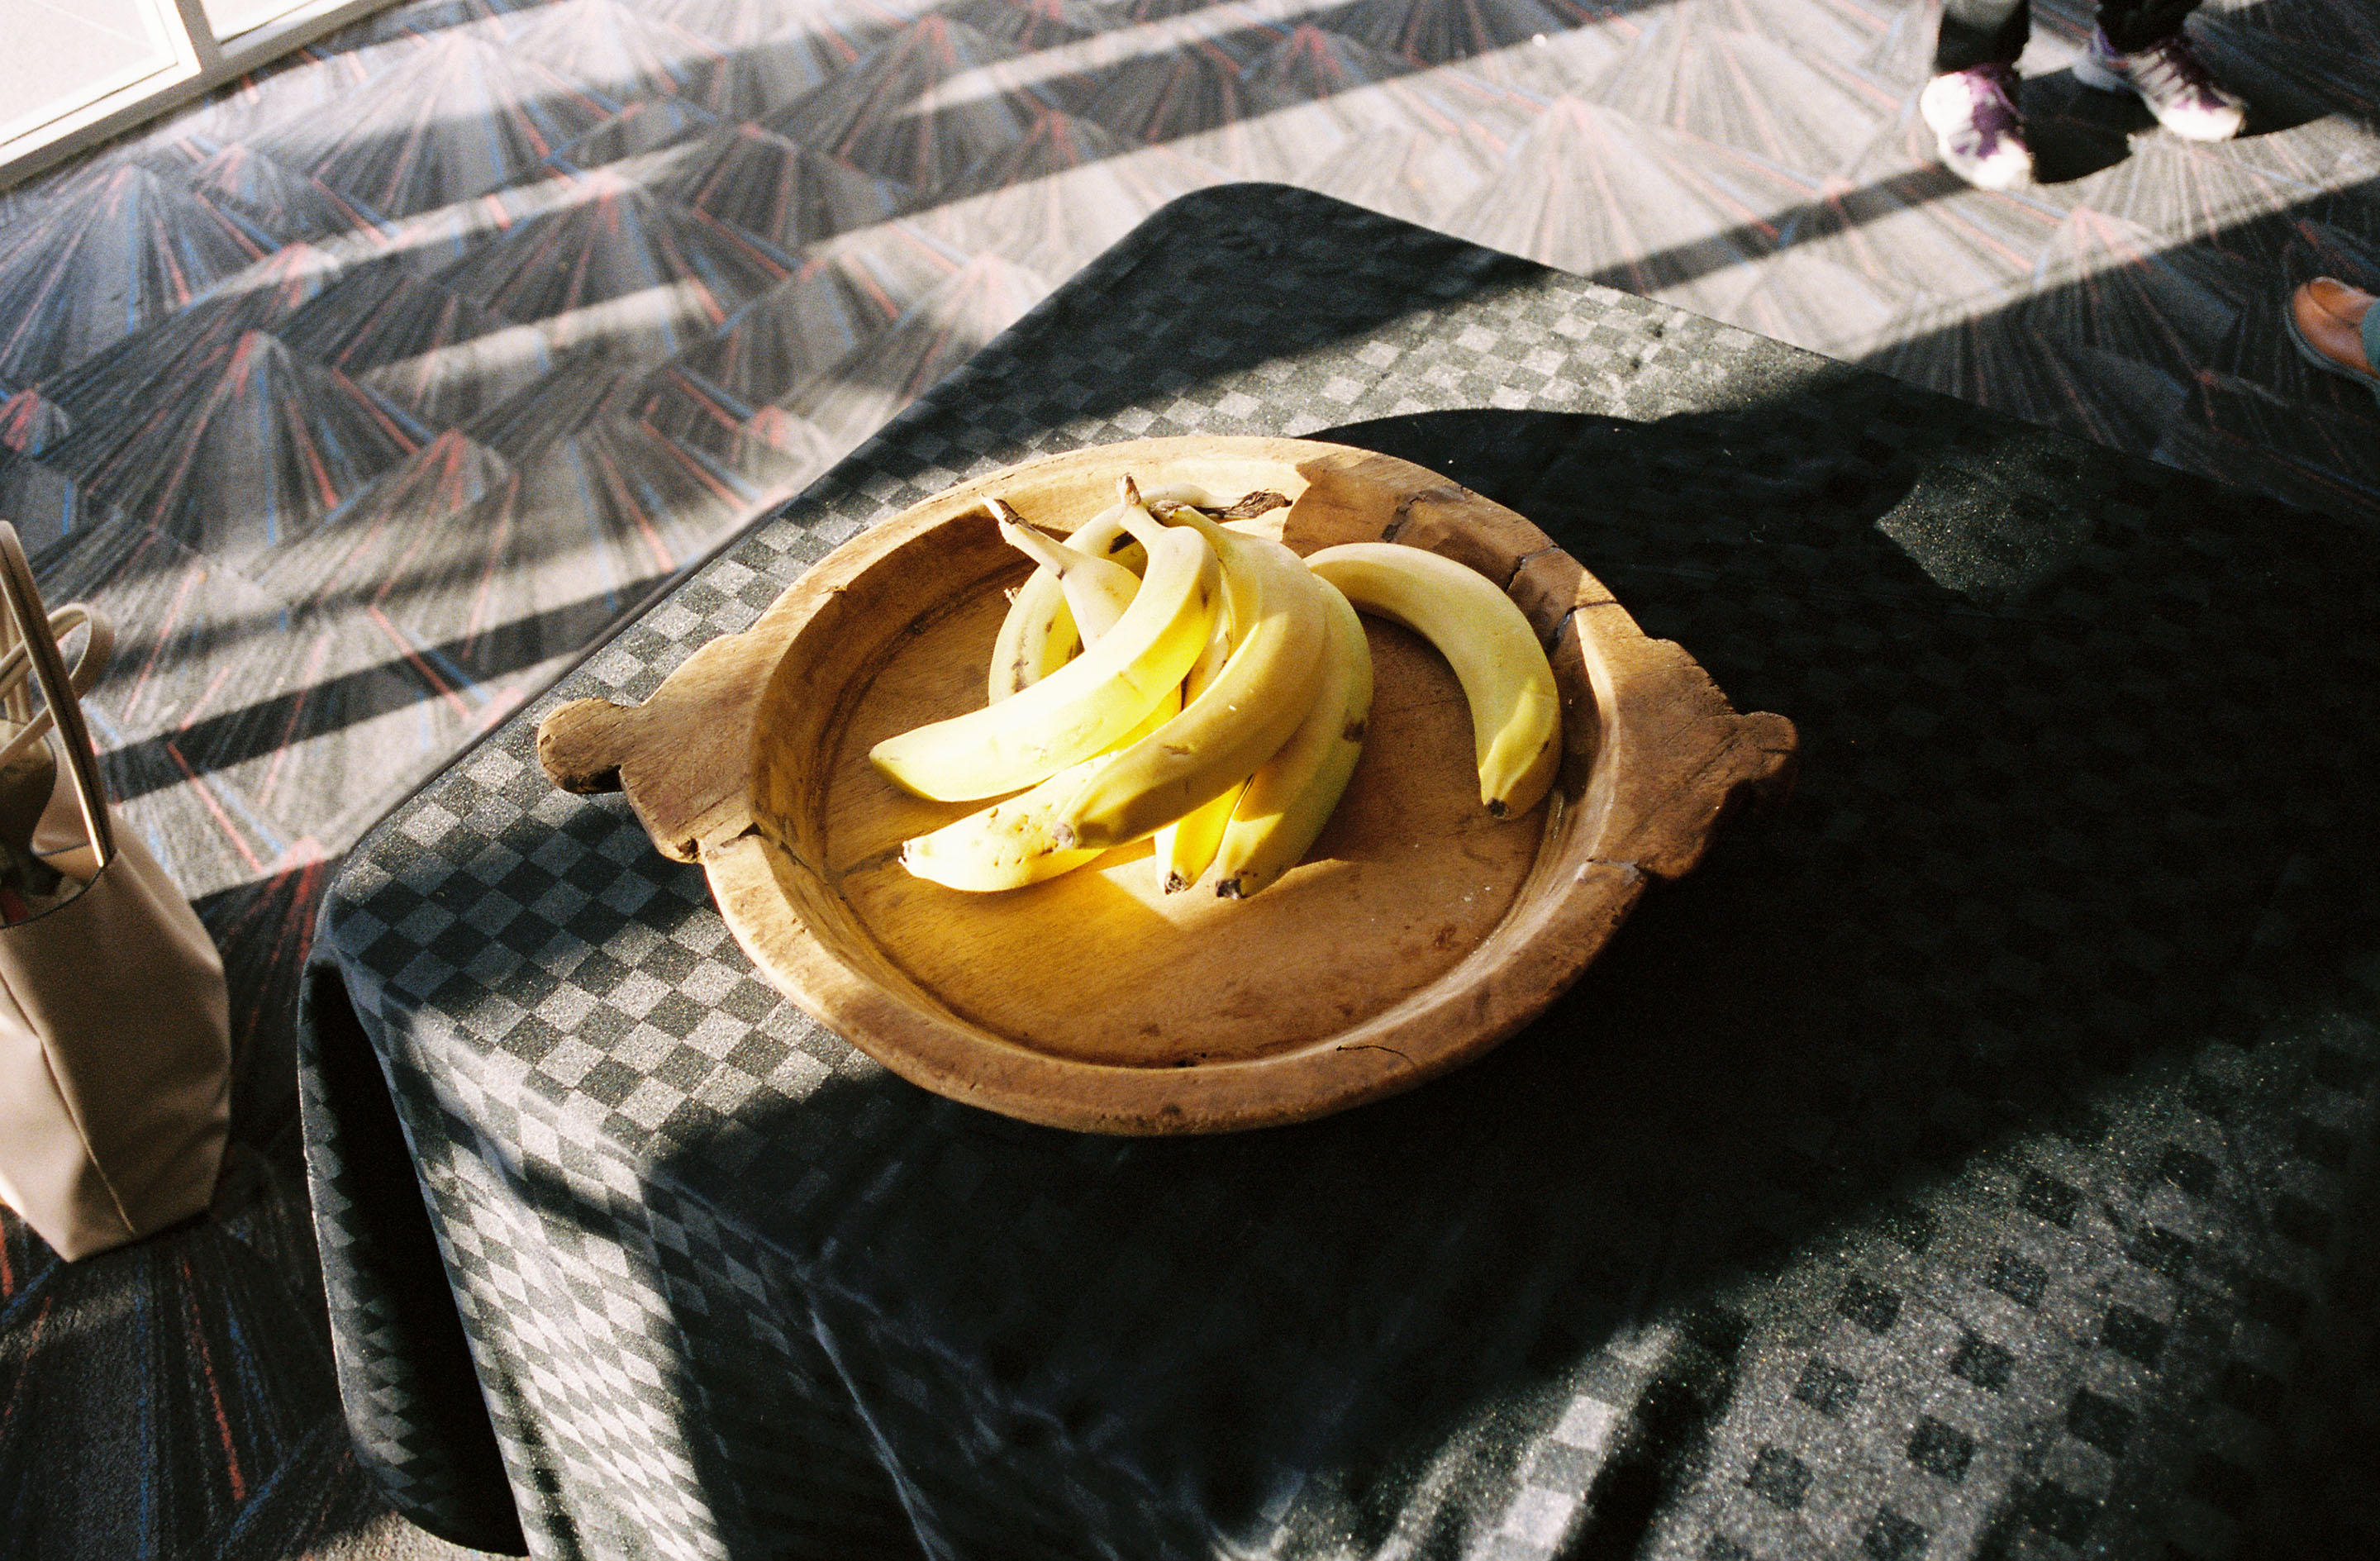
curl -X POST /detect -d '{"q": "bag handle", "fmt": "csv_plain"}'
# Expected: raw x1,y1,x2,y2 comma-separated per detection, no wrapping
0,604,115,775
0,526,112,868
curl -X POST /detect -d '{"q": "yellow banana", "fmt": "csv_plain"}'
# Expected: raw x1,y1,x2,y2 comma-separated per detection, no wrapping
985,484,1214,700
1151,612,1243,892
872,512,1221,801
1050,494,1330,852
1302,541,1560,820
990,500,1140,645
1211,576,1373,900
899,687,1181,891
986,572,1077,705
988,502,1114,702
1155,780,1245,893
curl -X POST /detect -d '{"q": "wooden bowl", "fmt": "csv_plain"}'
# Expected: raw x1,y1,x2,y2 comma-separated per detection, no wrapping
537,437,1797,1135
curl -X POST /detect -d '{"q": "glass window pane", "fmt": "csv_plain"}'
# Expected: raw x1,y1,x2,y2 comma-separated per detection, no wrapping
0,0,186,149
202,0,317,40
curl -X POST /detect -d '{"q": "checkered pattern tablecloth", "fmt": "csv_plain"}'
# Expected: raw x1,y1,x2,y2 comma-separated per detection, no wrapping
300,186,2380,1561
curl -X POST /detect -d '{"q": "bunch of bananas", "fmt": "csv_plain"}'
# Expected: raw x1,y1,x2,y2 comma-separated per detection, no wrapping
873,475,1561,900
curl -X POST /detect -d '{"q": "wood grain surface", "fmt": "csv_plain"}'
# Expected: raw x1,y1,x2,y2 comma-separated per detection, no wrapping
539,437,1799,1134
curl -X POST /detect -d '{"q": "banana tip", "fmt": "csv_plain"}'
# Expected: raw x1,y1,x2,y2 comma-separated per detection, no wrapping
1215,878,1246,900
1164,872,1190,893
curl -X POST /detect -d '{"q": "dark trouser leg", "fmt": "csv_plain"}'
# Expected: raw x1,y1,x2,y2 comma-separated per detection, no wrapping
2097,0,2201,52
1935,0,2029,73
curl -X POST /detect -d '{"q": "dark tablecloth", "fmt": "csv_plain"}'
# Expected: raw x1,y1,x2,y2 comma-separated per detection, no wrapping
300,184,2380,1561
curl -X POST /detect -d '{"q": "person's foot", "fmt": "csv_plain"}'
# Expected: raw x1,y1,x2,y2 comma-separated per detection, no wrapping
1920,64,2034,190
2287,278,2378,388
2072,26,2246,141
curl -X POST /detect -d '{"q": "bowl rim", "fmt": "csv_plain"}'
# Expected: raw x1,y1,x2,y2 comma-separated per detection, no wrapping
538,435,1798,1134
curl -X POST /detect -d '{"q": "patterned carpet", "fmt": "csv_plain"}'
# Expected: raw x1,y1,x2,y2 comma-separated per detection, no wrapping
0,0,2373,1554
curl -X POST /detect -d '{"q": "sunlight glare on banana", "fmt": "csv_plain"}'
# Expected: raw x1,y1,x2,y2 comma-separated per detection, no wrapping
1211,575,1373,900
986,483,1212,702
991,499,1141,645
898,687,1183,892
1152,608,1245,893
869,505,1221,802
1050,488,1330,853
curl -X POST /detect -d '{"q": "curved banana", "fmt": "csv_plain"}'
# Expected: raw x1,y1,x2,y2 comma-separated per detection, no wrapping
1302,541,1560,820
1151,612,1242,892
1051,498,1330,853
1212,576,1373,900
986,583,1077,705
1155,779,1245,893
872,516,1221,801
985,484,1211,701
899,688,1181,891
991,500,1140,645
989,502,1116,703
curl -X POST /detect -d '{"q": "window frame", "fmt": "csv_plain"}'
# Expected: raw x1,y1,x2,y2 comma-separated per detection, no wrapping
0,0,396,193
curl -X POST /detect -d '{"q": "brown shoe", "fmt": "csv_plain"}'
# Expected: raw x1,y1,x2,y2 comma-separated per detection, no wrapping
2287,278,2380,395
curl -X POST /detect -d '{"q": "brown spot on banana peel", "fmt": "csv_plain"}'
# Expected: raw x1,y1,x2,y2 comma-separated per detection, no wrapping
1342,717,1367,742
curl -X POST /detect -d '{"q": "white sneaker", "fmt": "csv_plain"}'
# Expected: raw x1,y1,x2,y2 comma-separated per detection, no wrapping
2071,26,2246,141
1919,65,2035,191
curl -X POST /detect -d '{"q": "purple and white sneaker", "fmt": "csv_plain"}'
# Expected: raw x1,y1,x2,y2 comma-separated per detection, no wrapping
2072,26,2245,141
1920,64,2035,191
